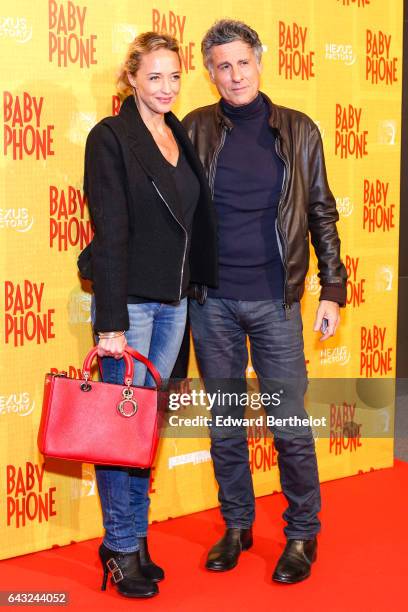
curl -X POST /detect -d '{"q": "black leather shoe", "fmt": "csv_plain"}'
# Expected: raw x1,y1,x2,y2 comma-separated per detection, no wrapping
99,543,158,598
205,528,253,571
272,537,317,584
137,537,165,582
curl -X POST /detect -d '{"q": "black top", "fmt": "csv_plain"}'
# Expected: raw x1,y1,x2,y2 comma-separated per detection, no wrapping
207,93,285,300
128,142,200,304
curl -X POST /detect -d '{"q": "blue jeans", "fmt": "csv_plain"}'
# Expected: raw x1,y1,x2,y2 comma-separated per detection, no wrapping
91,297,187,552
189,298,321,539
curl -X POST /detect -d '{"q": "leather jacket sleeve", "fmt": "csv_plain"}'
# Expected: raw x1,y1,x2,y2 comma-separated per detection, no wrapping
308,126,348,306
84,123,130,332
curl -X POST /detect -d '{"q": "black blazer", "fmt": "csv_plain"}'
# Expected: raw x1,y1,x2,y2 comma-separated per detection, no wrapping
80,95,218,332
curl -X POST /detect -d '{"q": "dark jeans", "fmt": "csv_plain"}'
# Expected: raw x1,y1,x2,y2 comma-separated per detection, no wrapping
189,298,321,539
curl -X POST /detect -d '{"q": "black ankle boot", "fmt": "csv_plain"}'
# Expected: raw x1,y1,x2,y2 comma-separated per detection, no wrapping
99,543,158,598
272,537,317,584
137,536,165,582
206,527,253,571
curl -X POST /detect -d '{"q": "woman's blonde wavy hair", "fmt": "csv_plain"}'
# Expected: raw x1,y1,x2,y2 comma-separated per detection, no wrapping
116,31,180,97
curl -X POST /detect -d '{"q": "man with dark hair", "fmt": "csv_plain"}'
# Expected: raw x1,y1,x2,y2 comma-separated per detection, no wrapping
183,19,347,584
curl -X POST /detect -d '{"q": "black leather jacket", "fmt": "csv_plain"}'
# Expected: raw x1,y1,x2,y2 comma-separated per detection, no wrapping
183,92,347,308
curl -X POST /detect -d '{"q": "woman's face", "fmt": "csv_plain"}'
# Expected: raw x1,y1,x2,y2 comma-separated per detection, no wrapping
128,48,181,116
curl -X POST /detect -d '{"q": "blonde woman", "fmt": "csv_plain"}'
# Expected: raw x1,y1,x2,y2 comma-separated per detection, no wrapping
79,32,217,598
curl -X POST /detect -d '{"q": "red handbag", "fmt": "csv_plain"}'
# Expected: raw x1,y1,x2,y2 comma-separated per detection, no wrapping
37,346,162,468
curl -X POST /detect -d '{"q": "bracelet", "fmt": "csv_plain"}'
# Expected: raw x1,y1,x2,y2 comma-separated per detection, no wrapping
98,331,125,339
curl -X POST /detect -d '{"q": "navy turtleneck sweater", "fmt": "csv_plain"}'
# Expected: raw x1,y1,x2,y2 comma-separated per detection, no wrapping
207,93,285,301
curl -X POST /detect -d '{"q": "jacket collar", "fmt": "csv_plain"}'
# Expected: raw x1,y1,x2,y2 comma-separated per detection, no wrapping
214,91,281,132
117,95,211,227
118,95,185,225
119,94,180,176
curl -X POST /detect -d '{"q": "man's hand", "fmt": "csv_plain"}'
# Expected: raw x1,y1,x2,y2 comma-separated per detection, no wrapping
313,300,340,341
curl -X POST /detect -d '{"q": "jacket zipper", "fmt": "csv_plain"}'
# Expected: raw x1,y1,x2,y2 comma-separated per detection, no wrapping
209,127,227,197
274,134,291,316
151,181,187,301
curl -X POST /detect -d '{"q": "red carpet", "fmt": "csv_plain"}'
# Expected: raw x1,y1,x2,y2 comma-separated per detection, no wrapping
1,460,407,611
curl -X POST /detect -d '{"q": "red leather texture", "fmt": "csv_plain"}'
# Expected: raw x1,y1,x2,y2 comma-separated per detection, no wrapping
37,347,162,468
124,346,162,387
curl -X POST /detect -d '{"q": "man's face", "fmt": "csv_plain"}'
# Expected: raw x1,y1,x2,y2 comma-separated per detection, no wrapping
208,40,261,107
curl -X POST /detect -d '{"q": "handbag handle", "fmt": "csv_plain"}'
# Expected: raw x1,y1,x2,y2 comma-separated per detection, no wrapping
124,346,162,389
84,346,162,389
83,347,134,386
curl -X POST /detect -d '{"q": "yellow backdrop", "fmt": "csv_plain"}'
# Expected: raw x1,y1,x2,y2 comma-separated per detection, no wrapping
0,0,403,559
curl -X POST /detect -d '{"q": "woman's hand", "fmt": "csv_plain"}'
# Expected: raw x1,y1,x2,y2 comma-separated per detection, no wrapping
97,333,127,359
